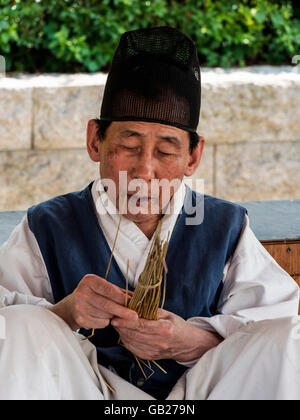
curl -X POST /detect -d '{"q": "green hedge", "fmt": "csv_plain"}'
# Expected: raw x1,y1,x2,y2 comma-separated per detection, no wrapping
1,0,300,72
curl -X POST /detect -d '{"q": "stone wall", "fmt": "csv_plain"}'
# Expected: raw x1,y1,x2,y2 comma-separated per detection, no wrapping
0,66,299,211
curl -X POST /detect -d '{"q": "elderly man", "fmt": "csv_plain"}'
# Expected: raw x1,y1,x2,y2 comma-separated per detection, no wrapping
0,27,299,400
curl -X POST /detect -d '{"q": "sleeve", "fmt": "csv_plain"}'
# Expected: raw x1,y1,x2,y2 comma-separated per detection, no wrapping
178,213,300,367
0,214,54,306
0,285,53,308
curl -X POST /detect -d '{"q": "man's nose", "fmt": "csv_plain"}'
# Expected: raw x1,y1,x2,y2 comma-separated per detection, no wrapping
132,149,156,181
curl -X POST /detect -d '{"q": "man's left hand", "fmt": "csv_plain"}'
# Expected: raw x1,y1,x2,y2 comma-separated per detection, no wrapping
110,309,222,362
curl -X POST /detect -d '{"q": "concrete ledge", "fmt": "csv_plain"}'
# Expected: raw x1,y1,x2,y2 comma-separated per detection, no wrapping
1,199,300,246
237,200,300,241
0,211,25,245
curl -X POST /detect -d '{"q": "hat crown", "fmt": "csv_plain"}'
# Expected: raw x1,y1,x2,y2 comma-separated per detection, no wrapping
113,26,197,70
100,26,201,133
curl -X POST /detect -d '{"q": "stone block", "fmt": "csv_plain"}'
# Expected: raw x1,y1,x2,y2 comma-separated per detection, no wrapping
0,149,99,210
199,67,300,144
0,87,32,151
215,141,300,202
33,84,104,149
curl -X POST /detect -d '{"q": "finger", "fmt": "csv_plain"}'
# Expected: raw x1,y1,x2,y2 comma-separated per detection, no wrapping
85,274,127,305
156,308,172,319
84,304,114,320
75,312,111,330
115,327,149,344
121,289,134,297
88,296,138,321
121,341,164,361
111,317,170,333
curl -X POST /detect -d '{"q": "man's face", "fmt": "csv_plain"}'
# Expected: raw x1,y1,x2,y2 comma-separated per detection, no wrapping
87,120,204,224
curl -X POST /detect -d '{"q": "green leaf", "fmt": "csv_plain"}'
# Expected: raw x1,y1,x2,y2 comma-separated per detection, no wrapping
255,9,266,24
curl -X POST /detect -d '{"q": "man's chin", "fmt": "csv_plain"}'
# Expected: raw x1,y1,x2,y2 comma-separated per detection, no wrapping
123,211,161,224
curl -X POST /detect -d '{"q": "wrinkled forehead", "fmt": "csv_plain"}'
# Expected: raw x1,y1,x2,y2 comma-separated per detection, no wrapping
108,120,189,142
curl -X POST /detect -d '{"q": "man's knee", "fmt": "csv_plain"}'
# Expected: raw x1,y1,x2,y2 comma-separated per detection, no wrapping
0,305,102,400
0,304,71,348
241,316,300,350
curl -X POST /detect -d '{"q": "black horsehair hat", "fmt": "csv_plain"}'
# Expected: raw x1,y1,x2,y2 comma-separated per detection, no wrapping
100,26,201,134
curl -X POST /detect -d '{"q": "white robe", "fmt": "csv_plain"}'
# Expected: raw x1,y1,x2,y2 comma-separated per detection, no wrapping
0,179,299,399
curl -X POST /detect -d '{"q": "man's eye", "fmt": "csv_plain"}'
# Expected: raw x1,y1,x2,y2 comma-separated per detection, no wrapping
122,146,137,151
158,151,173,156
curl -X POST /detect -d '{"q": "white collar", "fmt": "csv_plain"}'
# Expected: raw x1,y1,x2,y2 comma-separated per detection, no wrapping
90,177,186,286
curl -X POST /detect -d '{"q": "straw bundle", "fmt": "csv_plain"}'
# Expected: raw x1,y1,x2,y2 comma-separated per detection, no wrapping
127,219,169,320
123,218,169,381
87,211,170,388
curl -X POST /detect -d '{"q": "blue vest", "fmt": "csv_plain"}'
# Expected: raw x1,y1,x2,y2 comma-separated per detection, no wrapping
27,183,247,399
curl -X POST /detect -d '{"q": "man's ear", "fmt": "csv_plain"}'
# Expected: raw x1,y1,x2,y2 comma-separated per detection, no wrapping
184,136,205,177
86,119,101,162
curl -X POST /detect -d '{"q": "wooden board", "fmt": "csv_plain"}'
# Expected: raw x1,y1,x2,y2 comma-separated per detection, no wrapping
239,200,300,311
262,240,300,288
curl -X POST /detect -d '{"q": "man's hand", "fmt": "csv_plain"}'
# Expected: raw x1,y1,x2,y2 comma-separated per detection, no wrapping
49,274,138,331
111,308,223,362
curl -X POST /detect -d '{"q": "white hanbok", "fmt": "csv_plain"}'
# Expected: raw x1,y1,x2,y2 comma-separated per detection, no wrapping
0,179,299,400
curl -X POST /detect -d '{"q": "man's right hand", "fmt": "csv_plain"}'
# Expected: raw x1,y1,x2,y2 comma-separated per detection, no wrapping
49,274,138,331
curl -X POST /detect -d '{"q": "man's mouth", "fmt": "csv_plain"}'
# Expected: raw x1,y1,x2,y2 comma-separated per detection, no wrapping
128,195,151,205
126,194,159,207
136,197,150,206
